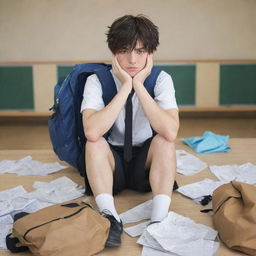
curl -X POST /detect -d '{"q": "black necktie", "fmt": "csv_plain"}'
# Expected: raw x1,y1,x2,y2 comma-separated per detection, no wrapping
124,90,135,162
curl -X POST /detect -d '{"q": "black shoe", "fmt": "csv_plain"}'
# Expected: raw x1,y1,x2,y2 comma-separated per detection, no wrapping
103,211,123,247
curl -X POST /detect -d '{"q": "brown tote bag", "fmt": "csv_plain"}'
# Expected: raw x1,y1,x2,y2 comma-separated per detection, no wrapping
7,199,110,256
212,181,256,256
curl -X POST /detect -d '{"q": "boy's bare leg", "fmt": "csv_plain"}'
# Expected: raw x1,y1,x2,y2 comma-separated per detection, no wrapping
85,137,121,221
85,137,115,196
85,137,123,247
145,134,176,222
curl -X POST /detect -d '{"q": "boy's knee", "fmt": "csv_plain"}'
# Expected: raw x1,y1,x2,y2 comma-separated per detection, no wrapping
85,137,109,153
151,135,175,153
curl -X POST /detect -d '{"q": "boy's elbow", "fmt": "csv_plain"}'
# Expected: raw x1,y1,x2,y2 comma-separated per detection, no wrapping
165,133,177,143
165,127,179,142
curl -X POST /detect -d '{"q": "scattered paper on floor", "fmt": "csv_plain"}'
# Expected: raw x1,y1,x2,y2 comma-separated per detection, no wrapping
210,162,256,184
119,200,152,224
124,221,150,237
24,176,84,204
177,178,225,203
0,156,67,176
0,215,13,249
138,211,219,256
141,245,178,256
176,150,207,175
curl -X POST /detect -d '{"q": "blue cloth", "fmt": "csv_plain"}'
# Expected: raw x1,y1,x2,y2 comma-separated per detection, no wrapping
181,131,231,153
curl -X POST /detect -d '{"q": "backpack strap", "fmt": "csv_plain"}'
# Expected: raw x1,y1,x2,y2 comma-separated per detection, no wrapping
144,66,162,97
93,65,117,138
96,65,161,104
95,64,117,106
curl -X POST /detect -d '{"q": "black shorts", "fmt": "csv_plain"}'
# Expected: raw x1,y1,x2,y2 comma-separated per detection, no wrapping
77,137,153,195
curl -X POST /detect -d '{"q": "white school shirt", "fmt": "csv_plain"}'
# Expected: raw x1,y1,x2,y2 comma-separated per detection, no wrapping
80,70,178,146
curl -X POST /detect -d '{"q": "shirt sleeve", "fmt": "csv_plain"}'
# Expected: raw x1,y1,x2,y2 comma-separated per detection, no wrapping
154,71,178,110
80,74,105,113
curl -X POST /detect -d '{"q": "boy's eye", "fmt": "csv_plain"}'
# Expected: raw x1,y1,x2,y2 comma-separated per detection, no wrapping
119,49,128,54
136,49,146,54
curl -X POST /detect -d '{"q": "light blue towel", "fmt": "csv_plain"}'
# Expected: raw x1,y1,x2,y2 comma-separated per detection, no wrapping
181,131,231,153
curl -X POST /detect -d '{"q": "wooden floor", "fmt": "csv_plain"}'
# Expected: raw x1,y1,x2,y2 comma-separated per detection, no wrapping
0,117,255,150
0,117,255,256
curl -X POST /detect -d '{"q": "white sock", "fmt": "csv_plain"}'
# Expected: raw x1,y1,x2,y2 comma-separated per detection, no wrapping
151,194,171,222
95,193,120,222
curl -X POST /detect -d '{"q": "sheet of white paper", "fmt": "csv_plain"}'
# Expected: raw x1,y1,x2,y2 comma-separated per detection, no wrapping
0,185,27,201
0,156,67,176
124,221,150,237
137,230,166,252
0,197,37,217
0,186,30,217
10,199,52,219
24,176,84,204
0,215,13,249
146,211,219,256
210,162,256,184
119,200,152,224
176,150,207,175
141,246,178,256
177,178,225,199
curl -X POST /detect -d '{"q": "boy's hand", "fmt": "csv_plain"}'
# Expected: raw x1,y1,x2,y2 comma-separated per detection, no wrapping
133,54,153,87
112,56,132,87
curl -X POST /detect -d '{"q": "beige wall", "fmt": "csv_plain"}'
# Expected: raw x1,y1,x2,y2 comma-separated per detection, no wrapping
0,0,256,62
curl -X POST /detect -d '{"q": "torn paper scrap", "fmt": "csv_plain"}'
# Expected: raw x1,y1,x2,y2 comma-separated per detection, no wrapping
0,156,67,176
145,211,219,256
124,221,150,237
176,150,207,175
210,162,256,184
177,178,225,204
24,176,84,204
119,200,152,224
0,215,13,249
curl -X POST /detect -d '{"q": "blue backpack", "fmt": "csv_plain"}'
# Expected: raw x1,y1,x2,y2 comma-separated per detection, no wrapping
48,63,161,173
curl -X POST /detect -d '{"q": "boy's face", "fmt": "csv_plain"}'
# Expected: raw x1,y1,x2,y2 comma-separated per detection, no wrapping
115,41,149,77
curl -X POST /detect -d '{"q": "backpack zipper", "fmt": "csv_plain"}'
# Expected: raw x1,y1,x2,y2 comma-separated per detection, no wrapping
23,205,88,242
49,73,71,113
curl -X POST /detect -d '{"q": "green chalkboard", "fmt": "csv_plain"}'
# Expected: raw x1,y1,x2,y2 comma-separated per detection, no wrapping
0,66,34,110
57,65,73,80
156,65,196,106
220,64,256,105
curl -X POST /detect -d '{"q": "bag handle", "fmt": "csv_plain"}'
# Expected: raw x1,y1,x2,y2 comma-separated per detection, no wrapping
6,234,29,253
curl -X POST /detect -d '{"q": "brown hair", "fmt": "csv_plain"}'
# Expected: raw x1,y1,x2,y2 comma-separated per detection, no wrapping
106,14,159,54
